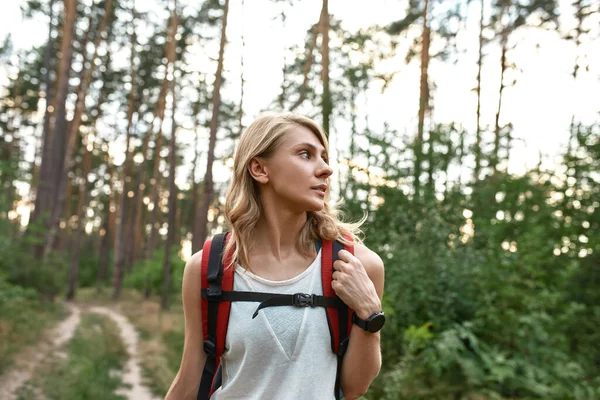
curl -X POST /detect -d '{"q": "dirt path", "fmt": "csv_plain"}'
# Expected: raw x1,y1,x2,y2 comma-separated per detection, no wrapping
89,306,161,400
0,302,81,400
0,302,161,400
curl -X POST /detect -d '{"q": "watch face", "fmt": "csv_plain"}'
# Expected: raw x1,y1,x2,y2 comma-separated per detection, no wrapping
368,313,385,333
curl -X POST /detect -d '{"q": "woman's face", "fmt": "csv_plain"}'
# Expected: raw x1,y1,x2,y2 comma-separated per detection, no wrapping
254,125,333,212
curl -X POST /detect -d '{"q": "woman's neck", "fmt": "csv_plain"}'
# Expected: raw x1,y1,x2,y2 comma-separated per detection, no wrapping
251,208,308,263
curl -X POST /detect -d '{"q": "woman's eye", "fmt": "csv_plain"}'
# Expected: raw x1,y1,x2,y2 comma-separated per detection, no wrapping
300,151,311,159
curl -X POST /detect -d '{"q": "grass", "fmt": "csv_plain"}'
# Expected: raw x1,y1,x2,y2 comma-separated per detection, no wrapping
0,291,66,375
16,313,129,400
77,287,186,397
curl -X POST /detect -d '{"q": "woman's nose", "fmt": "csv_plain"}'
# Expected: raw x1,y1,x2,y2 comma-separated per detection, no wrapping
318,160,333,178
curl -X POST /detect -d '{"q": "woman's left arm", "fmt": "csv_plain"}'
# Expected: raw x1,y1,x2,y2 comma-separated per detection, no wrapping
331,243,385,400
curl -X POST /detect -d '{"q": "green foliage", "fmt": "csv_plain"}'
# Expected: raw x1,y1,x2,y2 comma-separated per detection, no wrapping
35,314,128,400
0,277,64,375
162,329,185,373
123,248,185,296
0,218,64,299
382,321,597,400
348,121,600,398
77,245,113,288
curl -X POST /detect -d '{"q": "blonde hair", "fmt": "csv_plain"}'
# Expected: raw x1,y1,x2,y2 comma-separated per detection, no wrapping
223,112,365,269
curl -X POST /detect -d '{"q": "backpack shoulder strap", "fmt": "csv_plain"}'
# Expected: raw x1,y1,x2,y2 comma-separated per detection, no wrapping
199,232,234,399
321,235,355,400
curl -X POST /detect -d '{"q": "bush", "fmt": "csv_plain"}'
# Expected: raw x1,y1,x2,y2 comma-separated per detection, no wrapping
0,276,64,374
123,249,185,296
0,218,65,299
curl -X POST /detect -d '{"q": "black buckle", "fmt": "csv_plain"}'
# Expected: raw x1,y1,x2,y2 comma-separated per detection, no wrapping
338,337,350,357
206,285,222,301
293,293,315,307
204,339,217,357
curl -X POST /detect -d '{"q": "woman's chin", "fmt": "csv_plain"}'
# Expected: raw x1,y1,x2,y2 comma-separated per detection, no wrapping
305,199,326,212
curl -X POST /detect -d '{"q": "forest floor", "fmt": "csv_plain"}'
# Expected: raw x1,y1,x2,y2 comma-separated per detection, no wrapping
0,296,165,400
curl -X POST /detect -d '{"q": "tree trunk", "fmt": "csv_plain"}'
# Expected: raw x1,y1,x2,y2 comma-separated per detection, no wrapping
162,117,177,309
97,143,113,291
66,138,93,301
193,0,229,250
44,0,113,258
145,14,177,261
568,0,585,153
130,125,153,266
457,127,465,188
190,102,201,254
112,12,138,301
2,76,23,220
161,4,179,311
426,128,435,199
474,0,484,182
289,12,321,112
443,131,453,197
132,13,175,267
320,0,331,137
42,0,77,262
95,39,114,291
345,88,358,201
236,4,246,138
57,176,73,250
238,0,245,138
493,11,508,175
66,0,113,154
277,5,287,109
29,0,56,258
145,130,164,261
415,0,430,199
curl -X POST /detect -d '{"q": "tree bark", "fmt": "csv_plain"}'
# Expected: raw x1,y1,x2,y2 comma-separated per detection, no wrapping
426,126,435,199
29,0,56,258
66,138,93,301
161,3,179,311
162,103,177,310
277,5,287,109
289,12,321,112
568,0,585,153
145,13,177,261
238,0,245,138
57,175,73,251
320,0,331,137
474,0,484,182
97,141,113,291
193,0,230,250
112,11,138,300
130,123,153,266
457,127,465,188
493,4,508,175
95,39,114,291
44,0,113,258
132,12,176,267
415,0,430,199
42,0,77,262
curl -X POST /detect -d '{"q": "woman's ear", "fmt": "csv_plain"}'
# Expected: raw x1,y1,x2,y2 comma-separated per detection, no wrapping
248,157,269,184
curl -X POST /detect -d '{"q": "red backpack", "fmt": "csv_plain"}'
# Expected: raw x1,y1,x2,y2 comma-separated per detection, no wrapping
198,232,354,400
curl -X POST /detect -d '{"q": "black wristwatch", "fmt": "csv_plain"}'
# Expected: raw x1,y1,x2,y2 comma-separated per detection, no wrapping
352,311,385,333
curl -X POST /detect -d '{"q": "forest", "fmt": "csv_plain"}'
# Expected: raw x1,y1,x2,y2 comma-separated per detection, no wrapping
0,0,599,399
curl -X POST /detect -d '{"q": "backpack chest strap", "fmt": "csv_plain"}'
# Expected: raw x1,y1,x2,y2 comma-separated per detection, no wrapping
201,289,346,319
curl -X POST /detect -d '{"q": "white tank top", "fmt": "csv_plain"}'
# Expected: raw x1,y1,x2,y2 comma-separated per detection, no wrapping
210,249,338,400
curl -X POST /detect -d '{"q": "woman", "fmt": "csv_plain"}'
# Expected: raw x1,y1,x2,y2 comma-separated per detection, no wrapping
165,112,384,400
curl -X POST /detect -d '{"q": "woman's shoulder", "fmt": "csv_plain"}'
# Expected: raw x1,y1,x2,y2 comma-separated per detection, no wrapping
183,249,204,285
352,242,384,276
